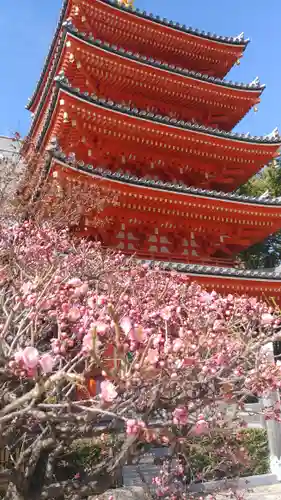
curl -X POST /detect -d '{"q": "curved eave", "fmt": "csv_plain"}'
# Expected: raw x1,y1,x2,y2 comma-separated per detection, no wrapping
26,0,69,112
100,0,249,48
49,155,281,249
27,28,263,142
67,28,263,94
137,260,281,284
51,153,281,208
27,0,248,112
37,82,281,150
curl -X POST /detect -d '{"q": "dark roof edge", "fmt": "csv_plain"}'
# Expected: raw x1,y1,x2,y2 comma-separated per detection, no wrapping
53,79,281,144
136,259,281,281
26,0,68,110
51,151,281,207
102,0,249,47
66,25,263,92
26,25,263,143
27,0,249,111
26,31,68,141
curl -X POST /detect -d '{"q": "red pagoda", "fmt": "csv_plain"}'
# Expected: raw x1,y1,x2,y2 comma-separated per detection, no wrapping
24,0,281,303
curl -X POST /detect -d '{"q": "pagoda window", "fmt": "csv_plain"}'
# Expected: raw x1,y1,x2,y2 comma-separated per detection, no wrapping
149,246,158,253
127,232,139,241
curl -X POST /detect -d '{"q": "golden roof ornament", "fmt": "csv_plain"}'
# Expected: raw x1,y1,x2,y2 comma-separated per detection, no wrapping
117,0,134,7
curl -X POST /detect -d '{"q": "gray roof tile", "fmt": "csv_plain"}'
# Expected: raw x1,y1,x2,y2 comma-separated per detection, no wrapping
36,79,281,148
52,150,281,207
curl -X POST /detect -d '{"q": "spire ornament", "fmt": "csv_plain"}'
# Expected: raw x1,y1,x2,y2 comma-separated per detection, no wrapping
117,0,134,7
267,127,280,140
250,76,261,87
234,32,246,42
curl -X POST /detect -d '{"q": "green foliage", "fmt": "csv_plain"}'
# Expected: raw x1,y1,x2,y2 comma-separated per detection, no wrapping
241,428,269,476
240,234,281,269
67,429,269,482
238,160,281,198
187,428,269,480
238,159,281,269
63,435,122,473
70,439,102,470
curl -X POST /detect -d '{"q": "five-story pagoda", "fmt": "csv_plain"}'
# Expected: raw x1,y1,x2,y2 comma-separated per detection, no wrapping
24,0,281,303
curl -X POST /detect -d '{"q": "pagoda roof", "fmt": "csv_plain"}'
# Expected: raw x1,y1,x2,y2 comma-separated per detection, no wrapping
38,80,281,148
65,27,259,92
102,0,249,47
27,0,249,112
26,0,69,111
50,149,281,292
138,259,281,282
52,150,281,207
46,152,281,264
136,260,281,303
28,27,264,139
31,82,280,191
49,152,281,259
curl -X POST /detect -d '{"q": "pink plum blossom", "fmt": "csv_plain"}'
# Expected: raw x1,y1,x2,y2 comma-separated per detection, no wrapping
100,380,117,402
39,353,55,374
173,338,183,353
14,350,23,363
68,307,81,322
193,415,209,435
82,332,94,353
21,347,40,369
96,295,107,306
213,319,225,332
126,419,146,436
160,306,172,321
96,322,108,336
130,325,147,343
87,297,96,309
261,313,274,325
73,283,89,297
21,281,32,295
39,299,53,311
173,407,188,425
120,316,132,335
146,349,159,365
3,220,281,493
121,317,147,343
67,278,82,287
200,292,212,303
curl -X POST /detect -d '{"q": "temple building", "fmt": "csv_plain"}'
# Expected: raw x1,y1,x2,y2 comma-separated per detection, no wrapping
24,0,281,303
0,136,21,164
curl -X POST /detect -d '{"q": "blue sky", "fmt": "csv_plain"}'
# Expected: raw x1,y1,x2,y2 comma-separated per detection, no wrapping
0,0,280,138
